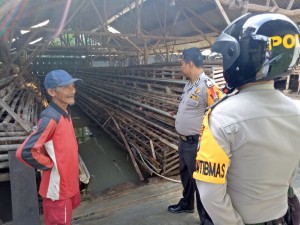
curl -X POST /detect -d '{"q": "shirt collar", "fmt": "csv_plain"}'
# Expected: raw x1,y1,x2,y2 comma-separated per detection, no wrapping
49,102,70,118
188,71,205,86
199,71,205,80
239,82,274,93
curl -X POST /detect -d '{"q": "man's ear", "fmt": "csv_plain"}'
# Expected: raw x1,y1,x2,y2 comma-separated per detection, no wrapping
47,88,56,97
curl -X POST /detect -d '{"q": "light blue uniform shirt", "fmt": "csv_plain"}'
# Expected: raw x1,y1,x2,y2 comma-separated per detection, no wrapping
196,83,300,224
175,72,211,136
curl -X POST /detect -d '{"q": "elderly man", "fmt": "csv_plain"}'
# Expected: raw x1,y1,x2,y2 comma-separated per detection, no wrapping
16,70,82,225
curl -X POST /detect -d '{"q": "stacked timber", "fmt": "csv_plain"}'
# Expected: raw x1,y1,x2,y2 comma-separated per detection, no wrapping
74,61,223,177
0,73,42,182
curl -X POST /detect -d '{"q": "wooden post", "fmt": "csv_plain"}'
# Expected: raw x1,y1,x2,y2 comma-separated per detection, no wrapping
297,75,300,94
215,0,231,25
136,0,141,38
144,40,148,64
286,75,291,90
287,0,295,10
166,45,169,62
9,151,40,225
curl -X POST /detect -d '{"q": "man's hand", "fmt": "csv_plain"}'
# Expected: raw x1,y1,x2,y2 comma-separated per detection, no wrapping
169,111,177,117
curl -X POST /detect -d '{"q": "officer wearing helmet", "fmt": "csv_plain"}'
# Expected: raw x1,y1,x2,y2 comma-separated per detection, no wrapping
193,13,300,225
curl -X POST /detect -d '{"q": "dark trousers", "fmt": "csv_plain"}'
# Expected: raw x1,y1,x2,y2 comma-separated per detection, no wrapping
178,138,212,224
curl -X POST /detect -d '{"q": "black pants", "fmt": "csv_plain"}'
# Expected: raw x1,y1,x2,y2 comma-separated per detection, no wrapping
177,138,212,224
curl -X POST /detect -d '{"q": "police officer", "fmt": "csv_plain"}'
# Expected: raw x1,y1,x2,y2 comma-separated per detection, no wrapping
193,13,300,225
168,47,223,224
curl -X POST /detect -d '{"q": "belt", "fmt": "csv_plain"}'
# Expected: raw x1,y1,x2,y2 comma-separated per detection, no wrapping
246,216,286,225
179,134,199,142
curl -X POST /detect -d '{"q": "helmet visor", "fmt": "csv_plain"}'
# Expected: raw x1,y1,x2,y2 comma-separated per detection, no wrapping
211,32,240,72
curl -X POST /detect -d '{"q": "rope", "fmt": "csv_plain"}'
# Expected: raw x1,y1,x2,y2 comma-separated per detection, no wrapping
134,146,180,183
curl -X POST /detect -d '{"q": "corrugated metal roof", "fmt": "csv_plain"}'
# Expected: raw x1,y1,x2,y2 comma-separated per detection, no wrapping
2,0,300,60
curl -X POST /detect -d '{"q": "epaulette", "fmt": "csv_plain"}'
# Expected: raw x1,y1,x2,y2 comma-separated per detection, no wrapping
205,79,219,102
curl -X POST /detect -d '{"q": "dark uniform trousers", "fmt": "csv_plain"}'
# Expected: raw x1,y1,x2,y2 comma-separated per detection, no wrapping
178,135,212,224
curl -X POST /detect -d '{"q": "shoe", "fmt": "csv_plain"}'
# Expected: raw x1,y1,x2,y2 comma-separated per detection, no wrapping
168,204,194,214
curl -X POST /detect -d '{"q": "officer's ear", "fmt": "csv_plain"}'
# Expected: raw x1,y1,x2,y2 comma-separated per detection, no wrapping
188,61,195,69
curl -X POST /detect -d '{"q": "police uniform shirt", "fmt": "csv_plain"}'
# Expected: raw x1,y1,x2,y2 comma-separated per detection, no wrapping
175,72,217,136
193,83,300,225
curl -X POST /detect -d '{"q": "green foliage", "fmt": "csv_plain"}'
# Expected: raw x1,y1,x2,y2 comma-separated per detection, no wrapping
50,34,76,46
74,127,92,144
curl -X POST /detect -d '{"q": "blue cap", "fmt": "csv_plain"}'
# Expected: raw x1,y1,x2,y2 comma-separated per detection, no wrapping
44,70,82,90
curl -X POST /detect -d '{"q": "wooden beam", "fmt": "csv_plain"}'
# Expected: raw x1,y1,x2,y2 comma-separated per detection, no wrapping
103,0,108,22
164,0,169,61
0,98,32,132
107,0,145,25
144,39,148,64
181,9,212,46
271,0,278,7
167,9,182,37
148,9,181,55
287,0,295,10
143,33,208,41
215,0,231,25
27,31,218,54
22,43,49,73
166,45,169,62
270,0,279,12
169,40,177,62
136,0,141,37
247,3,300,15
17,26,205,41
11,29,40,63
123,37,143,54
164,0,167,34
64,1,88,28
89,0,108,32
153,3,166,38
184,6,221,33
220,0,300,16
154,38,217,53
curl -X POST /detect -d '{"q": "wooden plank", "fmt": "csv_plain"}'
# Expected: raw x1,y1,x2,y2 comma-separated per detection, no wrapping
0,172,9,182
0,161,9,169
0,144,20,152
0,154,8,161
215,0,231,25
213,74,224,79
8,151,41,225
0,124,24,132
0,98,32,132
213,70,224,74
0,75,18,88
286,75,291,90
